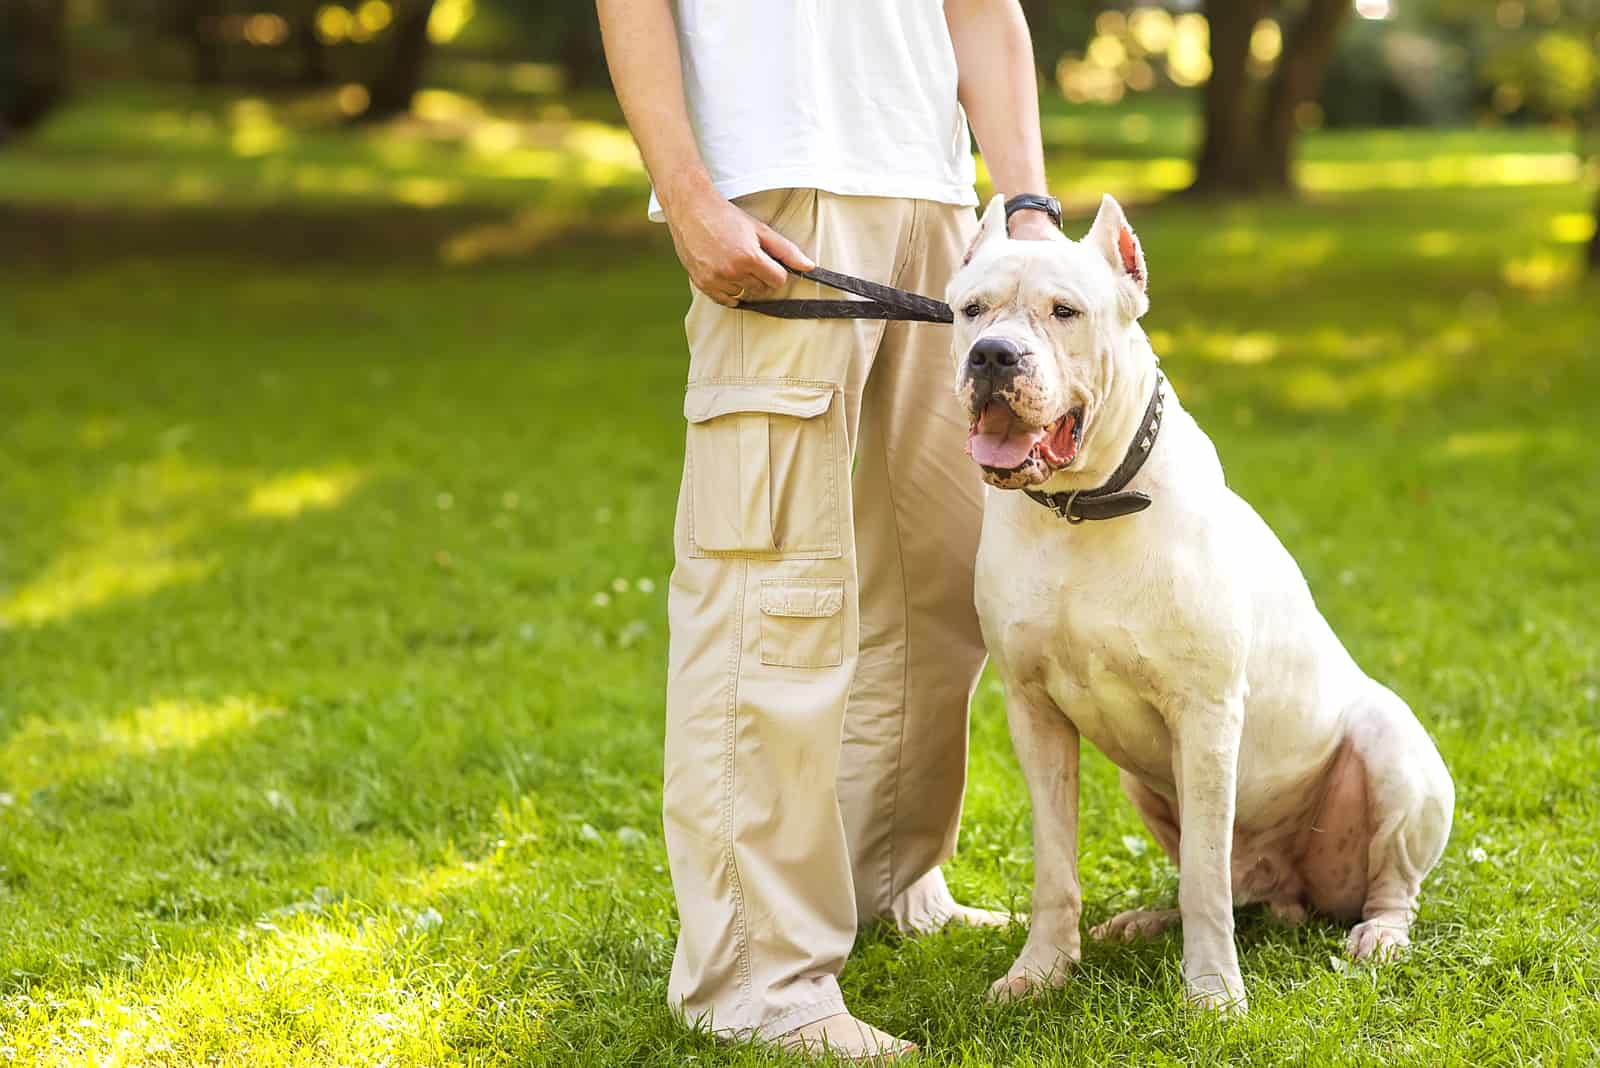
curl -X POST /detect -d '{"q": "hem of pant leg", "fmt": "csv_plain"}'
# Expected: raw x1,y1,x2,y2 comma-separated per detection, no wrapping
754,994,852,1043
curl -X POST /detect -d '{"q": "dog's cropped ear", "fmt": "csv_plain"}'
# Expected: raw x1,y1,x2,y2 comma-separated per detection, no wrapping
962,193,1009,266
1085,194,1149,319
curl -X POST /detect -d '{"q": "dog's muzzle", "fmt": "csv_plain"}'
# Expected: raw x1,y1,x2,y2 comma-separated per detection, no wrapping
963,336,1027,411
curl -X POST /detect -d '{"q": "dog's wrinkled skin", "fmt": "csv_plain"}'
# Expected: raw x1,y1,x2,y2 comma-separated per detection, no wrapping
949,194,1455,1013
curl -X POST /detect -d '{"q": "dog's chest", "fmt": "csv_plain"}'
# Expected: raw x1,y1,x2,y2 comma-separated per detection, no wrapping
988,573,1177,786
1041,633,1175,787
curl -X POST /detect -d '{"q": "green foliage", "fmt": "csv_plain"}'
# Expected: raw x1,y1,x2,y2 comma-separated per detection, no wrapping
1321,18,1475,127
1483,27,1600,119
1,87,1598,1064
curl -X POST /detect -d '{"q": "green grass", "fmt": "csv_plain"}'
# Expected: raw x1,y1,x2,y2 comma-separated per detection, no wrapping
1,84,1598,1065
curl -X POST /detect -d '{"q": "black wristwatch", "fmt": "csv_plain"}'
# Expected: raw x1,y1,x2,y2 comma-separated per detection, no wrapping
1004,193,1062,229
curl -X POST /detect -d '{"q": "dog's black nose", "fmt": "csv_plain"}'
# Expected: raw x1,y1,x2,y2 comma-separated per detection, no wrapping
967,336,1025,374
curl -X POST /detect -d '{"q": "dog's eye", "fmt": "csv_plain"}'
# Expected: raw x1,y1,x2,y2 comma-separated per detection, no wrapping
1053,304,1080,320
963,302,984,320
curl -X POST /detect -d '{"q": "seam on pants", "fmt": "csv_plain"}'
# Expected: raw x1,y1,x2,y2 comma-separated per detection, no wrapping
724,292,753,1009
880,197,923,909
723,561,753,1007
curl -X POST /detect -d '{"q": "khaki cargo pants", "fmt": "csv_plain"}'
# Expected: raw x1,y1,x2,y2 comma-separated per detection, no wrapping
663,189,988,1038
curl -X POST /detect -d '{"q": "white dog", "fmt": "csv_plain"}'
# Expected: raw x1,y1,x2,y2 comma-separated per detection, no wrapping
948,194,1454,1012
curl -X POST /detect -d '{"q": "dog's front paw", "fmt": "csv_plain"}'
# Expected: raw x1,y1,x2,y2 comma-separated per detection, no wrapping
1183,970,1248,1016
988,962,1071,1002
1347,916,1410,962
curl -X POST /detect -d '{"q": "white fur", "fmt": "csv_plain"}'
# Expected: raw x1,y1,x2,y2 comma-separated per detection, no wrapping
949,196,1455,1013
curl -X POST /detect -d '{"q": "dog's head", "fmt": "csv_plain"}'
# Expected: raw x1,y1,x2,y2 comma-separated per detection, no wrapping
947,193,1150,490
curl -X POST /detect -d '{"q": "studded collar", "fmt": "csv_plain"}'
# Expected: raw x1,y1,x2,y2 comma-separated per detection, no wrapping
1023,372,1166,523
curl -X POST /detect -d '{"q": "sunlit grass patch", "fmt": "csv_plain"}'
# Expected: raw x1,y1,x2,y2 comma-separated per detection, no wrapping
1,696,284,792
246,465,367,519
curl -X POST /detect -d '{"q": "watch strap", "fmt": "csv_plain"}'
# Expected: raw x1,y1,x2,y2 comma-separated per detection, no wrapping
1003,193,1062,229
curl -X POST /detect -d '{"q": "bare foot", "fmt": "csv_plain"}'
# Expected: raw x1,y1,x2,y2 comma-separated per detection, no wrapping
946,903,1017,929
1090,908,1181,943
777,1013,917,1063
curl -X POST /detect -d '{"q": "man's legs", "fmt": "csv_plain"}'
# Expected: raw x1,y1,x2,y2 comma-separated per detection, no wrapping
838,201,993,932
663,189,925,1042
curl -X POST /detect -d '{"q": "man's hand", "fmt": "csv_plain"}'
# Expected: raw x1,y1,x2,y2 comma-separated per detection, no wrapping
665,185,816,307
1007,209,1059,243
598,0,815,306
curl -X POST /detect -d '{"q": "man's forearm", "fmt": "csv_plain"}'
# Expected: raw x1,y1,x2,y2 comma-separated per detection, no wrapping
946,0,1049,200
596,0,712,213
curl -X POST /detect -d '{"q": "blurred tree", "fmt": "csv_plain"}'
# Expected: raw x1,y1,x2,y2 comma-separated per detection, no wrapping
1190,0,1352,196
362,0,437,121
289,0,331,86
1021,0,1097,81
0,0,68,143
1257,0,1350,188
490,2,609,90
1589,185,1598,272
1192,0,1272,196
176,0,225,84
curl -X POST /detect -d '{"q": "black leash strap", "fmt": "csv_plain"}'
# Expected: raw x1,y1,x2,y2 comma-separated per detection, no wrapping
738,265,954,324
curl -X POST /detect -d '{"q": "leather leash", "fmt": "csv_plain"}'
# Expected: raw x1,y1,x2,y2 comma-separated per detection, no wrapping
738,264,954,324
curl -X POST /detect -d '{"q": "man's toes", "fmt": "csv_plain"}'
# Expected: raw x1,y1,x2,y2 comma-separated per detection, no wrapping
949,903,1019,929
1348,918,1410,962
777,1012,917,1062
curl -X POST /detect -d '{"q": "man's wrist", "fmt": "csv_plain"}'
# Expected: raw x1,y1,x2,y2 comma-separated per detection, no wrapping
1003,193,1061,229
656,165,718,214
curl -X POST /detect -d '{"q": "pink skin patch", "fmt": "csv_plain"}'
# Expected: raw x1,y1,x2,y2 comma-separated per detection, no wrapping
1118,226,1145,287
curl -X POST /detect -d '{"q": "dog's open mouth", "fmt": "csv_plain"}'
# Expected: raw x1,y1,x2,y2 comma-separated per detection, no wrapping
966,402,1084,481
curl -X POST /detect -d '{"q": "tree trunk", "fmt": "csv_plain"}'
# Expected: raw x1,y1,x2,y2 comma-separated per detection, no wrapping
294,5,331,87
558,9,608,90
180,0,223,85
1257,0,1352,192
1588,184,1599,274
1021,0,1052,80
361,0,436,122
1188,0,1271,197
0,0,68,144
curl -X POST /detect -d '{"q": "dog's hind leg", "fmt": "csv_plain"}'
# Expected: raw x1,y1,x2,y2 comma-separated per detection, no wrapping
1340,686,1454,961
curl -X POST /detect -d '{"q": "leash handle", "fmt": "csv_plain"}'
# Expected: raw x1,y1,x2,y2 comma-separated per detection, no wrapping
737,264,954,324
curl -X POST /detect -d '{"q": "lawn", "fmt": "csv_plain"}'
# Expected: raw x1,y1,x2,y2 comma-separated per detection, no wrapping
1,84,1597,1066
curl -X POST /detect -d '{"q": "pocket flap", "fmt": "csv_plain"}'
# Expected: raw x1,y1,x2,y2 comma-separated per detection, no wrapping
684,382,833,424
760,579,845,619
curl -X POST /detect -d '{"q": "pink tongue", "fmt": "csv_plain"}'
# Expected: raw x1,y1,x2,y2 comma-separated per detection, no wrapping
966,403,1046,469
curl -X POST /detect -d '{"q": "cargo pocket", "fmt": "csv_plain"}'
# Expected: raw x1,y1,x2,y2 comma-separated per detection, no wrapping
759,579,845,668
683,380,842,559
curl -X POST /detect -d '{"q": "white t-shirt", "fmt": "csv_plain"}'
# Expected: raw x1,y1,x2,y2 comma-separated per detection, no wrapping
647,0,979,221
